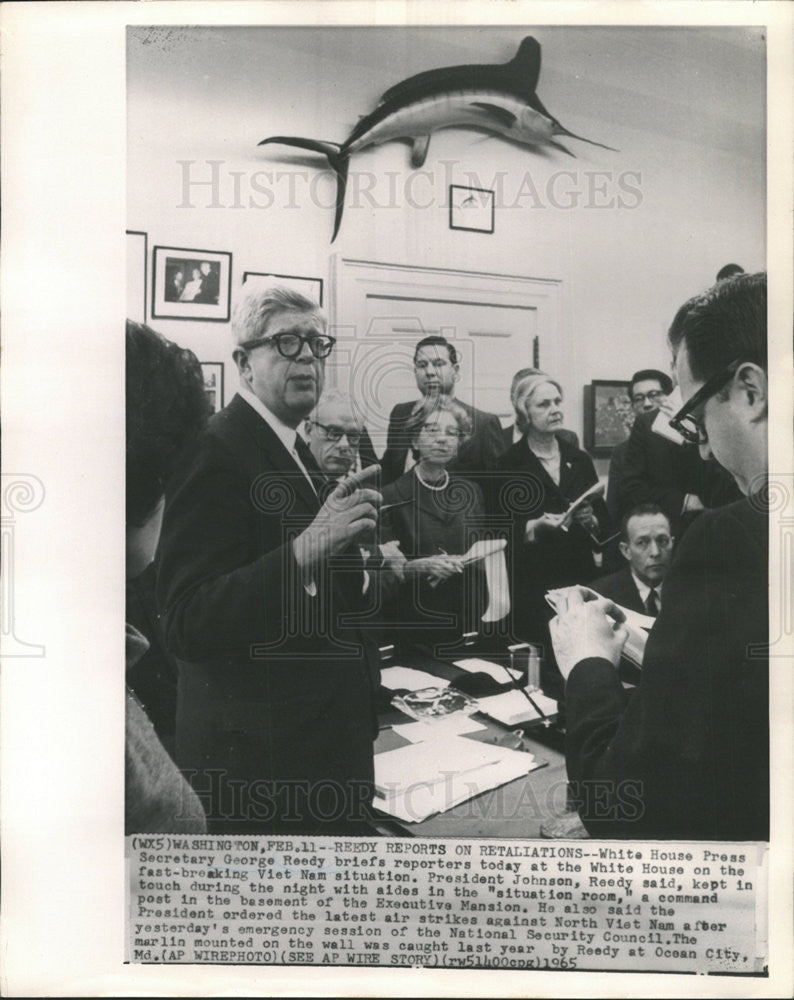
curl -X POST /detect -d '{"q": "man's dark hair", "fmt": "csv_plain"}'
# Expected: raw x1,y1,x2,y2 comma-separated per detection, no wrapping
716,263,745,282
126,320,209,526
620,503,671,542
668,272,767,383
413,335,458,366
629,369,673,398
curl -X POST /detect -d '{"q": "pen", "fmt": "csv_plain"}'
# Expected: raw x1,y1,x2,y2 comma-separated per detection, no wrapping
380,498,412,513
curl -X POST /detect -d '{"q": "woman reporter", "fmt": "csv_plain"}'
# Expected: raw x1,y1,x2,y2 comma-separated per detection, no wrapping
380,396,487,656
492,372,607,692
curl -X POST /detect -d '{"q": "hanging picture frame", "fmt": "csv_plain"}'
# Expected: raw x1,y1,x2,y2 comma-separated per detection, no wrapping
152,246,232,321
449,185,495,234
200,362,225,413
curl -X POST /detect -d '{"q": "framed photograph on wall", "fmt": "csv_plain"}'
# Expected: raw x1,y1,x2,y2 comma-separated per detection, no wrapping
200,362,224,413
242,271,323,306
583,379,633,456
449,185,495,234
125,230,147,322
152,246,232,321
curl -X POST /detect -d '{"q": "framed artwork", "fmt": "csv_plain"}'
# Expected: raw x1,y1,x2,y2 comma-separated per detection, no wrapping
583,379,633,456
125,230,147,322
449,185,495,234
152,246,232,321
242,271,323,306
200,362,224,413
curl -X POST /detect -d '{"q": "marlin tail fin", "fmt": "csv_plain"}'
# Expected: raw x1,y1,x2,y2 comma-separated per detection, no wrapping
258,136,350,241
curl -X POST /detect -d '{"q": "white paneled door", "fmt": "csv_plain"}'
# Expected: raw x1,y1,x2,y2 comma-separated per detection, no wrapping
330,258,565,457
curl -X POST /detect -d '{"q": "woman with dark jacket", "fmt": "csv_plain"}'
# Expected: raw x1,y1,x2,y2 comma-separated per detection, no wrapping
380,396,487,657
491,372,607,694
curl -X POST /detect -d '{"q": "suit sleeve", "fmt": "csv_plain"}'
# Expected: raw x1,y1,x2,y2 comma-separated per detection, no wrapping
156,436,308,662
564,505,768,839
478,413,506,471
620,414,686,519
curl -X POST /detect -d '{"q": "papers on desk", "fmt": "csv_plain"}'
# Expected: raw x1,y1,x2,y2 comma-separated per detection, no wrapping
453,657,522,683
380,666,451,691
477,688,559,727
373,735,541,823
392,715,486,743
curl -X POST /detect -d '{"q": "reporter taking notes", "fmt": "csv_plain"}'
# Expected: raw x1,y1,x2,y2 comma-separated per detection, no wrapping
550,273,769,840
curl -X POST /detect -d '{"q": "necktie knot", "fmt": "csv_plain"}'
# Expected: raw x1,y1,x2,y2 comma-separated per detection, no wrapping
645,588,660,617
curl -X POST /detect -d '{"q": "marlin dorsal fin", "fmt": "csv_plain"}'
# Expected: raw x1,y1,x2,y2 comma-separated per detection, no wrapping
378,36,543,108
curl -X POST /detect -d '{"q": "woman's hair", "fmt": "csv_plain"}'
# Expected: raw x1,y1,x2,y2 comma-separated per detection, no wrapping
126,320,210,526
513,373,563,433
405,396,472,459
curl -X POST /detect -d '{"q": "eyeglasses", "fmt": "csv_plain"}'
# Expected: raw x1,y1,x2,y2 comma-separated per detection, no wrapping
421,423,461,439
240,332,336,359
310,421,362,447
669,358,744,445
631,389,666,406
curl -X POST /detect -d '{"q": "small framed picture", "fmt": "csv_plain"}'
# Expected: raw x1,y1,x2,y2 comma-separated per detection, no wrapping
583,380,633,455
449,185,495,234
126,230,147,322
200,362,224,413
152,246,232,321
242,271,323,306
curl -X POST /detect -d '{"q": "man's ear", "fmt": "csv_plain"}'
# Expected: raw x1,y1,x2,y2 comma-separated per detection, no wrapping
735,362,767,419
618,540,630,562
233,348,250,380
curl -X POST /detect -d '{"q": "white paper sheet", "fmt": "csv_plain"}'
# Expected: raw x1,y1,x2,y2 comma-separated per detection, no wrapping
379,666,451,691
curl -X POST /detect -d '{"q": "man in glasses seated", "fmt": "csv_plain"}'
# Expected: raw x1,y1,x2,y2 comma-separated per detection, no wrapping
157,285,383,835
550,272,768,841
305,388,377,481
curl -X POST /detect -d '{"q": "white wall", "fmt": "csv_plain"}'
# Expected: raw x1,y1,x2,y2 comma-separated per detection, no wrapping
127,25,765,449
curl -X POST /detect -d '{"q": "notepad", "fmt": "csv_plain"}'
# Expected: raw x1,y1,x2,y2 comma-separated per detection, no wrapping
380,666,451,691
477,688,559,727
546,586,654,666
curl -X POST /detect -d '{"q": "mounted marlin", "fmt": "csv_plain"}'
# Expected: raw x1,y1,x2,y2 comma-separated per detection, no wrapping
259,36,617,241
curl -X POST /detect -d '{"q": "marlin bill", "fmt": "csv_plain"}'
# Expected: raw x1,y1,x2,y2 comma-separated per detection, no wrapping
258,36,618,241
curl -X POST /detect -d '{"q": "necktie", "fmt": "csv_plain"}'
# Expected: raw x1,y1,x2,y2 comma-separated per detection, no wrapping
645,588,660,617
293,435,327,497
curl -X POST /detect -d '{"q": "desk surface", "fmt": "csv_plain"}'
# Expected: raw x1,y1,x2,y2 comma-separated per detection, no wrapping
372,649,568,838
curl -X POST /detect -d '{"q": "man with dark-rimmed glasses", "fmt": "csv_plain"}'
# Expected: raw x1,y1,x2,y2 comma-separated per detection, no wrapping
550,272,768,841
157,285,383,834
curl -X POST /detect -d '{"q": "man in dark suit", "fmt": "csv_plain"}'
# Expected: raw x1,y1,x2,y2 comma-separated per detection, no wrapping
304,388,377,481
157,286,383,835
551,273,768,841
618,371,740,532
606,368,672,529
379,335,503,486
591,503,674,617
590,503,674,688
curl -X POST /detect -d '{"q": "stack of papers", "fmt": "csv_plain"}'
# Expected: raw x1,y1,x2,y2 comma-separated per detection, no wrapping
373,735,541,823
380,666,451,691
477,688,558,727
453,657,522,683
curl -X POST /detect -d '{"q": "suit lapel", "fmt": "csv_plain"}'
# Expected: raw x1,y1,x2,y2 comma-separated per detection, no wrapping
227,394,321,515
